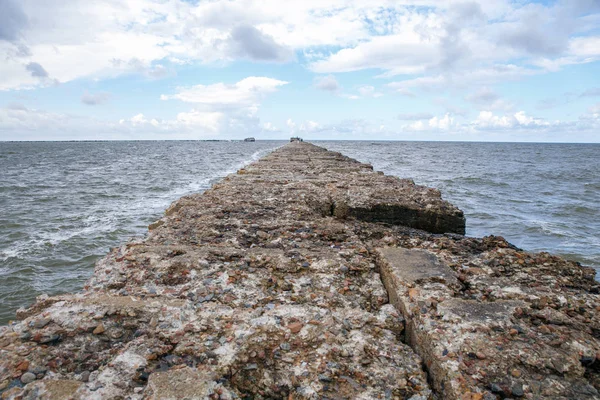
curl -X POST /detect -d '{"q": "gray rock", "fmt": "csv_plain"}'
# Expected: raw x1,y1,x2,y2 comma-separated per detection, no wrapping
33,318,51,329
20,372,36,384
512,382,524,397
80,371,91,382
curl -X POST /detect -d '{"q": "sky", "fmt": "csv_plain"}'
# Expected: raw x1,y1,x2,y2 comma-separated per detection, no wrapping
0,0,599,142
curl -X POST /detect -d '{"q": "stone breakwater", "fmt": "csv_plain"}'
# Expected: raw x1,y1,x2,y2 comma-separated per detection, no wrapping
0,142,599,400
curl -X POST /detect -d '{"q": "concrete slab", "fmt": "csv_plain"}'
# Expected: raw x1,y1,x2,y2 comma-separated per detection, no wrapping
378,247,459,287
437,298,523,324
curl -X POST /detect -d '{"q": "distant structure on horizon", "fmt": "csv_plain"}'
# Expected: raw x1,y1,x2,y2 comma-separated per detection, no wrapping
244,137,256,142
290,137,303,142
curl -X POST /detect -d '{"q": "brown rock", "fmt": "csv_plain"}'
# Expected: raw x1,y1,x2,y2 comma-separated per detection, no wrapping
408,288,419,301
538,325,551,334
288,322,303,334
92,323,105,335
16,360,29,371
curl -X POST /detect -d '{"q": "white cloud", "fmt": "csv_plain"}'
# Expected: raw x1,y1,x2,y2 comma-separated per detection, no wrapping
466,87,499,104
474,110,515,129
0,104,72,131
174,111,224,132
465,87,514,111
388,76,446,92
261,122,279,132
357,85,383,98
286,118,322,134
406,120,425,131
429,114,454,130
227,24,293,62
161,77,288,107
396,109,586,137
1,0,600,143
589,103,600,118
403,113,457,132
0,0,598,93
387,64,540,94
310,32,439,76
81,91,110,105
155,76,288,135
398,112,434,120
473,110,551,129
0,104,256,140
314,75,340,92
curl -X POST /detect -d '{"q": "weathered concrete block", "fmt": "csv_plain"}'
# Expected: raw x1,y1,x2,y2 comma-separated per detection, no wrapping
377,247,460,287
20,380,83,400
378,246,600,400
145,367,220,400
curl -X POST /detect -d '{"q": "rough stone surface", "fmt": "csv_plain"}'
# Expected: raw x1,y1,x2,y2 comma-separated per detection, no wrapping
145,367,223,399
377,244,600,399
0,142,598,399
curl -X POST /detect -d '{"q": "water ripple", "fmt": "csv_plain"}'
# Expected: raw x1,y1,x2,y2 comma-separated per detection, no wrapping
0,140,280,323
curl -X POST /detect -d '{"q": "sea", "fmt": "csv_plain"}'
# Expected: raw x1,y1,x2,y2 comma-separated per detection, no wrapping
0,140,598,324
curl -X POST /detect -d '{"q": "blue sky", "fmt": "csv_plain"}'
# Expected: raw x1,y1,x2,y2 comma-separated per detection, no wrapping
1,0,599,142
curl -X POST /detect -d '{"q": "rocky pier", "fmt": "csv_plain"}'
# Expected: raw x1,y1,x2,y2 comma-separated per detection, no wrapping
1,142,600,399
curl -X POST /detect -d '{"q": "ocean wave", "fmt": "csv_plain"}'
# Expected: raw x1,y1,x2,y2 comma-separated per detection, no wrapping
2,141,599,324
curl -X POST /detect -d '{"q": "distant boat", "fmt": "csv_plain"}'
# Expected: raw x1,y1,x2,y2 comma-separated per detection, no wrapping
244,137,256,142
290,137,303,142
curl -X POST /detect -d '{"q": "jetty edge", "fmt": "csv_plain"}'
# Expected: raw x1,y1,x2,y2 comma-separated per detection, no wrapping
0,142,598,399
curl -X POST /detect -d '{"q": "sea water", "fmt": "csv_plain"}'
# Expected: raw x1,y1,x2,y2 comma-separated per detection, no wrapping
0,140,598,323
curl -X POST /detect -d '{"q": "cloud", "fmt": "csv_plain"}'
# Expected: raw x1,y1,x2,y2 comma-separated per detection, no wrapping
116,59,173,80
25,62,48,78
309,33,438,76
537,97,563,110
286,118,322,134
0,0,27,42
1,0,599,92
172,111,224,132
261,122,280,132
584,102,600,119
326,119,387,136
0,103,262,140
160,77,288,107
314,78,382,99
474,110,551,129
398,112,434,120
397,109,580,136
535,86,600,110
357,85,383,98
581,87,600,97
156,76,288,137
466,87,499,104
428,114,455,130
437,2,485,71
228,25,293,62
465,87,514,111
81,91,110,106
145,65,169,79
497,4,570,57
0,105,84,133
314,75,340,92
402,114,458,131
388,76,446,92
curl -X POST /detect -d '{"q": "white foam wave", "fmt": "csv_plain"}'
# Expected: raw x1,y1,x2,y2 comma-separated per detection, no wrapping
0,145,282,264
